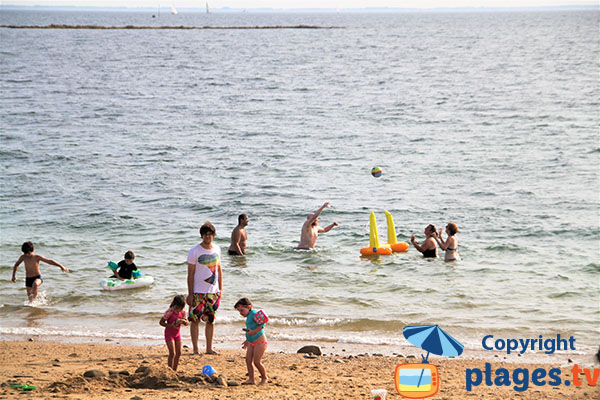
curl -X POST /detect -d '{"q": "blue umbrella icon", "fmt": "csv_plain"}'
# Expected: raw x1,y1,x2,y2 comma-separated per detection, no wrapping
403,325,464,387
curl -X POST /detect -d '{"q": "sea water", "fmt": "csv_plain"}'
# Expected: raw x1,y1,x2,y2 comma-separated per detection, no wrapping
0,9,598,357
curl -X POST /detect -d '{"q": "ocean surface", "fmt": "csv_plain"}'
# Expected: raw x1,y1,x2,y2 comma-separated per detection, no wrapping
0,9,598,357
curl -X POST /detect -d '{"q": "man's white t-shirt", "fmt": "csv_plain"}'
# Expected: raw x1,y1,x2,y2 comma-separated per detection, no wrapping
187,243,221,294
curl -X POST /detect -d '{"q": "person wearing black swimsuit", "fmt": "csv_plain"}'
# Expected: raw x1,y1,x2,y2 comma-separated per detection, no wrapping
410,224,438,258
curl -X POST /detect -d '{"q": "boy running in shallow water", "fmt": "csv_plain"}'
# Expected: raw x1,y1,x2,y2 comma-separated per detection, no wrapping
11,241,70,302
235,297,268,385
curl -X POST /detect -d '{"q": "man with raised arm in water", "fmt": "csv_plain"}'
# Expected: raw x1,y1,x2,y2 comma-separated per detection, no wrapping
296,202,339,249
228,214,248,256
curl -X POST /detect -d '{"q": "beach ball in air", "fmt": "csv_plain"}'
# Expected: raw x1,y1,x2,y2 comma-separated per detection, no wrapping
371,167,383,178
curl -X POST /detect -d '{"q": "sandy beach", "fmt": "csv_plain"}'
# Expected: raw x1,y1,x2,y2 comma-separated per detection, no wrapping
1,339,598,399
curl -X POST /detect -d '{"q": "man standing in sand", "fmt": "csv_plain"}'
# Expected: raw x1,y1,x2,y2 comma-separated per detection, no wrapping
297,202,339,249
187,222,222,355
228,214,248,256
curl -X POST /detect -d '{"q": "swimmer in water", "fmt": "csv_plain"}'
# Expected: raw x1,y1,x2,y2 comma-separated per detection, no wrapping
434,222,460,262
228,214,249,256
296,202,339,250
410,224,438,258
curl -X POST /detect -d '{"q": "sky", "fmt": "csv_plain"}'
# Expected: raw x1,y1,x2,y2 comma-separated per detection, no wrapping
3,0,598,9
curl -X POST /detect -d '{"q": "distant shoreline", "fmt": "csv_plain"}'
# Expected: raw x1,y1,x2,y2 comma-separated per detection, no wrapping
0,5,597,13
0,24,341,30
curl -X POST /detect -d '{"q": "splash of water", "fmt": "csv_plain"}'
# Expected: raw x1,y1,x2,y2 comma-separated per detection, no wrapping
24,291,49,307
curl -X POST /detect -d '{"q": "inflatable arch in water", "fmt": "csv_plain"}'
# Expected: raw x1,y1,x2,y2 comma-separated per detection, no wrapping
360,211,409,255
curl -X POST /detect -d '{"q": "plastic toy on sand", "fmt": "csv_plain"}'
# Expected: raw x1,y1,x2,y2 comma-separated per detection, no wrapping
371,167,383,178
202,365,217,376
9,385,36,391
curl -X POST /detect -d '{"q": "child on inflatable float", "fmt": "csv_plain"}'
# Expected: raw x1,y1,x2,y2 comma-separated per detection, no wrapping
108,250,142,279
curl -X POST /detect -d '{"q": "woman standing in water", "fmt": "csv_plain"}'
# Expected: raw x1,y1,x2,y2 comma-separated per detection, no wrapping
434,222,460,261
410,224,438,258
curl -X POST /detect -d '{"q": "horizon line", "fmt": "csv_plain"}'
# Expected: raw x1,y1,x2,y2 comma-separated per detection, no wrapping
1,4,598,12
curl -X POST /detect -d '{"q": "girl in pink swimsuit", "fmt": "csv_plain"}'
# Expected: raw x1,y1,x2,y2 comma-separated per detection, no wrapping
160,295,189,371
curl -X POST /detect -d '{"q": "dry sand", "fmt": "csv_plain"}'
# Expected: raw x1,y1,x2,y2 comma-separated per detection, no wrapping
0,340,598,399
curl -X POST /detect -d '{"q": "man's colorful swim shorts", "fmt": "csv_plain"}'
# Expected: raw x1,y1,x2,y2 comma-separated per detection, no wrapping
189,292,221,324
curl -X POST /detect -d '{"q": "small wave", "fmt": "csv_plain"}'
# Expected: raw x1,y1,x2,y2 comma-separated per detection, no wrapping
267,297,325,308
271,317,345,327
581,263,599,273
269,317,406,332
337,336,404,346
515,190,535,196
4,79,33,83
548,291,579,299
484,244,525,253
0,326,162,340
269,332,404,346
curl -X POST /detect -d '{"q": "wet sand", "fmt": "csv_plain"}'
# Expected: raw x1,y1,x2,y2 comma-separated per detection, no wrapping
0,340,598,399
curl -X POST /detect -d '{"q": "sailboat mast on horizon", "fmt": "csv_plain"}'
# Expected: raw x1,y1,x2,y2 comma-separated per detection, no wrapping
206,2,210,13
171,2,178,14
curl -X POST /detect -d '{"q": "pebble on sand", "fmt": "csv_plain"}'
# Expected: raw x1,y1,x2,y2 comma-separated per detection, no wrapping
297,345,322,356
83,370,106,378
